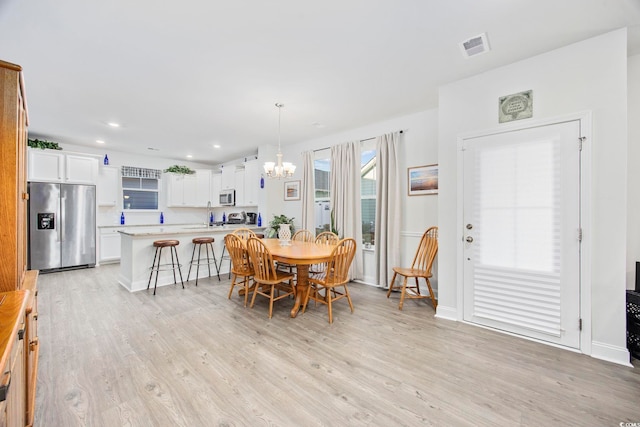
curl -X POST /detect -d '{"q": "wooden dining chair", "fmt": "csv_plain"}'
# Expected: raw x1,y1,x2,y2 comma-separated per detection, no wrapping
386,226,438,310
277,229,315,273
292,229,314,242
225,233,255,307
302,238,357,323
220,228,257,278
310,231,339,276
315,231,339,245
246,237,296,319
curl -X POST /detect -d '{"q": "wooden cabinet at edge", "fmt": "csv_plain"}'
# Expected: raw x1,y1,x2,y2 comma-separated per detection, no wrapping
0,59,40,427
0,60,28,294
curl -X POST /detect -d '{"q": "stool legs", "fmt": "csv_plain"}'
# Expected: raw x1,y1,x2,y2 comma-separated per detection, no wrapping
187,242,221,285
219,245,232,279
147,245,184,295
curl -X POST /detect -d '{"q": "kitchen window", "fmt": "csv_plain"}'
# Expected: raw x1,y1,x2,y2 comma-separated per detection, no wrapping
121,166,161,210
313,142,377,247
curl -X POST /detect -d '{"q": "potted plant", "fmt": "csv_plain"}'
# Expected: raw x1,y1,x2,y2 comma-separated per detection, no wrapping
267,214,295,238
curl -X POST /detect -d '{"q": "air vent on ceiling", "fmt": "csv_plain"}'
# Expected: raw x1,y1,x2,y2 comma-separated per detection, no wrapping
459,33,490,58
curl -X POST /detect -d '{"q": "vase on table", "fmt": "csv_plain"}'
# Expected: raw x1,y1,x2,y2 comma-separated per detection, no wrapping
278,223,292,244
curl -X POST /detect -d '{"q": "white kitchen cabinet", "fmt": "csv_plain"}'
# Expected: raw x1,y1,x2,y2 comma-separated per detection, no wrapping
98,166,119,206
234,169,245,206
195,169,211,207
220,166,235,190
243,159,259,207
99,228,122,263
27,149,98,184
211,173,222,207
166,173,198,207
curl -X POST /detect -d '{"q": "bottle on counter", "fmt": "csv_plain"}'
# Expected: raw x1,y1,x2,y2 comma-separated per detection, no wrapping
160,212,164,224
120,212,125,225
103,154,109,165
222,212,226,223
209,212,214,225
257,212,262,227
260,175,264,189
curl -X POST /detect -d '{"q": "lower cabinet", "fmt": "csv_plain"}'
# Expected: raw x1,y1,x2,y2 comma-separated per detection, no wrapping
99,228,122,263
0,290,28,427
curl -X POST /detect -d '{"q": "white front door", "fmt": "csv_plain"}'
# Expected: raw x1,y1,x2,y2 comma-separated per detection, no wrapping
462,120,582,349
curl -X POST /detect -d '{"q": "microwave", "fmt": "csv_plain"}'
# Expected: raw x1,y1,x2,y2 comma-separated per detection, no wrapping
219,189,235,206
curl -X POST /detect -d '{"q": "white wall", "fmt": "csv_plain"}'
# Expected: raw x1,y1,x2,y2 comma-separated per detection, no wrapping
438,29,629,364
627,53,640,290
271,109,439,285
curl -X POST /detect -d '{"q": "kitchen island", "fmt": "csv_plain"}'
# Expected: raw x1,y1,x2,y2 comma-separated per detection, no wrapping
118,225,265,292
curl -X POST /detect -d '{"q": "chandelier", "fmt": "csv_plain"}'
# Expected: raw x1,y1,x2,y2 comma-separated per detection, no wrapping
263,103,296,178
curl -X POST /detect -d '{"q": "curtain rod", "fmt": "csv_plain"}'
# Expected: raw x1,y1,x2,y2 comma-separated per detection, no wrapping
312,129,404,152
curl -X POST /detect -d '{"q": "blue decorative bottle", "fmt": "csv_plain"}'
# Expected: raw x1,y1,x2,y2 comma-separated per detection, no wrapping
257,213,262,227
222,212,226,223
160,212,164,224
120,212,125,225
260,175,265,189
209,212,214,225
103,154,109,165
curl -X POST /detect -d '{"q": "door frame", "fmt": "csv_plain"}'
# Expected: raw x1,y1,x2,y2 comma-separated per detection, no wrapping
455,111,592,355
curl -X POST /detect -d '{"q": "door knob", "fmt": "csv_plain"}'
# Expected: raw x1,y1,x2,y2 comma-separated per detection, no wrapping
466,236,474,243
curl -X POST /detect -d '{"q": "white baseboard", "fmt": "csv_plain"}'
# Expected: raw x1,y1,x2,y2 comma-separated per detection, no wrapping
435,305,458,321
591,341,632,367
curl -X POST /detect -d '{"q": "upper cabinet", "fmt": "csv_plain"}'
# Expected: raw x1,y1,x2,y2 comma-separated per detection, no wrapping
243,159,260,207
220,166,235,190
98,166,119,206
27,149,99,184
211,173,222,207
165,169,212,207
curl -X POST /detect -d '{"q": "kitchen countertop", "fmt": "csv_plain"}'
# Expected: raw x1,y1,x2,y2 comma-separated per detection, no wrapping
117,224,265,237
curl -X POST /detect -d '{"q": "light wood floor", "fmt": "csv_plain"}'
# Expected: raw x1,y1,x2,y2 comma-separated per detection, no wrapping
35,264,640,426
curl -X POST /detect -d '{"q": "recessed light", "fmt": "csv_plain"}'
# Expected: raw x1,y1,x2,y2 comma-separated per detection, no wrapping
96,140,105,144
186,154,193,158
213,144,221,149
107,122,120,128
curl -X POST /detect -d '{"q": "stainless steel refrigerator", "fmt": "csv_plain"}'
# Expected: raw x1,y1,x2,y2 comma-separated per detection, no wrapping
28,182,96,271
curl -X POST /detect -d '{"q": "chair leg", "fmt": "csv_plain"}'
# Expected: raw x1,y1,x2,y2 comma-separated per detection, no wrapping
228,273,237,299
187,244,197,282
249,281,260,308
243,276,250,307
268,285,275,319
414,277,421,295
344,284,354,313
207,242,220,280
387,272,398,297
195,243,202,286
327,286,333,324
398,276,408,310
153,247,164,295
425,278,437,309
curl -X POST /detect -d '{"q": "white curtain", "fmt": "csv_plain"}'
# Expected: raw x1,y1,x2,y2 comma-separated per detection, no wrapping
301,151,315,233
375,132,401,288
330,141,363,280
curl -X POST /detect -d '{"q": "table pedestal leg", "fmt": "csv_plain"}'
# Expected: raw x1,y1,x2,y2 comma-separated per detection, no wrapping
291,264,309,318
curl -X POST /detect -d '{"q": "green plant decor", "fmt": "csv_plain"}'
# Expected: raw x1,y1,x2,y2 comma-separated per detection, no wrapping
267,214,295,238
164,165,195,174
330,209,340,237
28,138,62,150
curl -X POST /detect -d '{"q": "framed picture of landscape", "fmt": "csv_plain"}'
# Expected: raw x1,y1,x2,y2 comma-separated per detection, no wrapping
408,164,438,196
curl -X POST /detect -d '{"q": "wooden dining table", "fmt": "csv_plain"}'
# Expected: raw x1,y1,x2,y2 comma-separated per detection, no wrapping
260,239,335,318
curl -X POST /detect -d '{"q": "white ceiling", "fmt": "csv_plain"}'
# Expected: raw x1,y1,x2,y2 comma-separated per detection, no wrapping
1,1,639,165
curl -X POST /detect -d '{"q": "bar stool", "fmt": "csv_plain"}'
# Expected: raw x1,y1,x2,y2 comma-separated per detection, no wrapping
147,239,184,295
187,237,220,285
